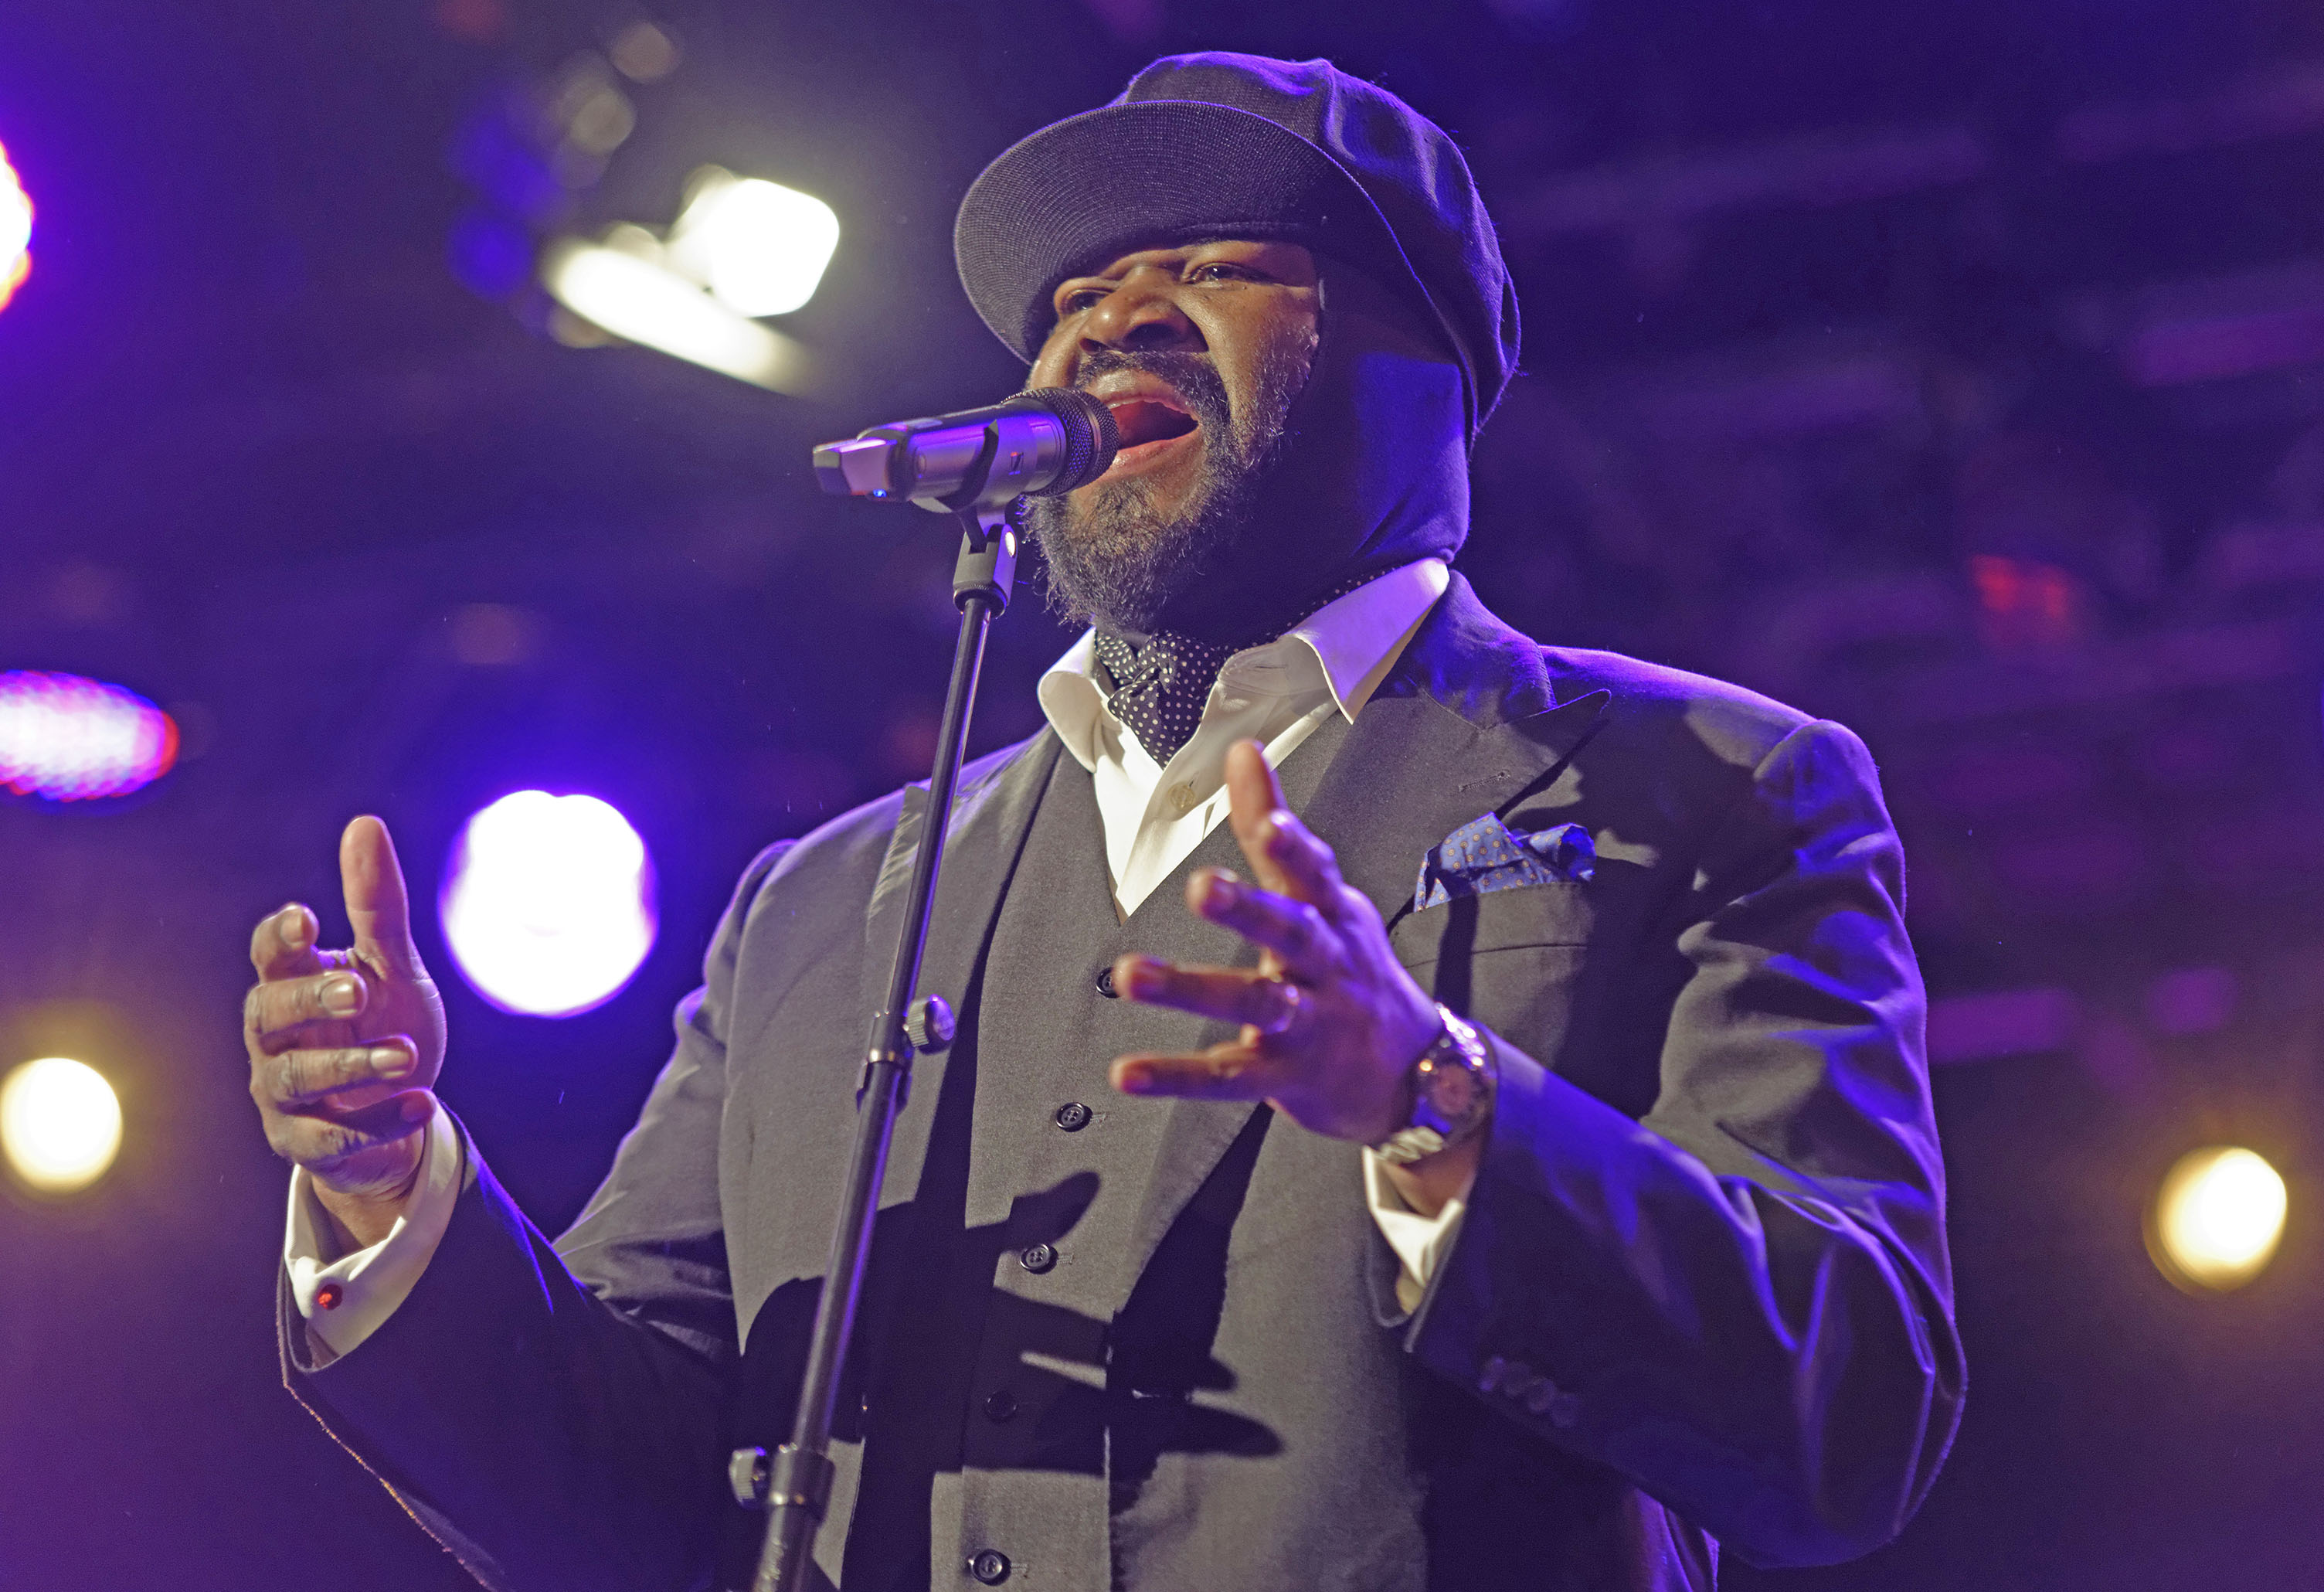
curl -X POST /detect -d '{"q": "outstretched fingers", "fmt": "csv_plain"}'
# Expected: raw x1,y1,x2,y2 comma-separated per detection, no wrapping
1221,740,1348,910
1183,869,1338,980
251,903,326,981
1110,1042,1286,1102
263,1038,420,1108
341,815,422,976
1222,740,1295,894
1113,954,1309,1032
245,969,369,1047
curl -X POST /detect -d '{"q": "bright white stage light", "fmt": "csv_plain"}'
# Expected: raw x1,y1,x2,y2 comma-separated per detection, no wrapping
440,791,657,1018
2149,1145,2288,1293
0,137,29,312
1,1058,123,1193
665,168,840,318
542,238,810,391
0,672,178,801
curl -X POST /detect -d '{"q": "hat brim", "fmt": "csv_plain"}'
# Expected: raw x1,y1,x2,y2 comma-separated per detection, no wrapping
954,100,1432,367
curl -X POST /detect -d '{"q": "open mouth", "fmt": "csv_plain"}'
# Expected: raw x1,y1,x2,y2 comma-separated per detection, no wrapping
1104,397,1200,461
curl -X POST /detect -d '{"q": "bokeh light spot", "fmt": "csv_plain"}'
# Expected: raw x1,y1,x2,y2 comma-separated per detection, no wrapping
665,168,840,318
0,672,179,801
1,1058,124,1193
0,137,29,312
542,237,809,390
440,791,656,1017
2149,1145,2288,1293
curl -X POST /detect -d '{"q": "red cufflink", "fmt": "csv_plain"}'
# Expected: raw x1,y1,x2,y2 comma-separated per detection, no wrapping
315,1282,344,1311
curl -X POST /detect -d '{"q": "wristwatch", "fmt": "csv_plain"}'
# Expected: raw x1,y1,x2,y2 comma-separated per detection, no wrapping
1369,1005,1497,1165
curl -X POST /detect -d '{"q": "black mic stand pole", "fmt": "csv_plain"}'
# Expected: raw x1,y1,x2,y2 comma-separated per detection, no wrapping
734,492,1021,1592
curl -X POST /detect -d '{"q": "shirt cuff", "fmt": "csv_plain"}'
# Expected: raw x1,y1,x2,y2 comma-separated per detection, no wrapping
1363,1148,1474,1315
284,1107,463,1359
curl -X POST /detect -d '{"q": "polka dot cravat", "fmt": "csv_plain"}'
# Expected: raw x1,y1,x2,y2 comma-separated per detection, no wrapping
1091,569,1384,765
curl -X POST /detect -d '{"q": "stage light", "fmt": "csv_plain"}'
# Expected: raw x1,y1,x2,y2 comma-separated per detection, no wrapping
609,20,681,82
1,1058,123,1193
664,168,841,318
2148,1145,2288,1293
0,672,178,801
542,237,810,391
0,137,31,313
440,791,656,1017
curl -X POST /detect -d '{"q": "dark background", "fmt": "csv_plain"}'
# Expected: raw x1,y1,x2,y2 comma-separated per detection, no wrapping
4,2,2322,1587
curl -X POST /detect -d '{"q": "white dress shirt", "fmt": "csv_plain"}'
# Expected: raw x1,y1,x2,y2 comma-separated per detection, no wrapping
287,557,1466,1354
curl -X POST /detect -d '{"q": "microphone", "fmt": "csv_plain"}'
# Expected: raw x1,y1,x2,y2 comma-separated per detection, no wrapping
811,388,1119,513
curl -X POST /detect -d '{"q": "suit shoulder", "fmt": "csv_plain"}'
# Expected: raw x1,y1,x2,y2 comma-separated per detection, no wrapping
1540,645,1823,770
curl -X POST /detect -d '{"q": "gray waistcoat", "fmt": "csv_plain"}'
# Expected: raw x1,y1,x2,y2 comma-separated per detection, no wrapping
834,717,1436,1592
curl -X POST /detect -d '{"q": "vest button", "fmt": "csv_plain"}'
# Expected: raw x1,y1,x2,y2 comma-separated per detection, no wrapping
1018,1242,1057,1274
967,1549,1011,1583
984,1390,1018,1423
1094,965,1118,998
1054,1101,1092,1131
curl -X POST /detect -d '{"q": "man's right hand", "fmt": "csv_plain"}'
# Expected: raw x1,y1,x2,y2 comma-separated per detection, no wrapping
246,815,448,1250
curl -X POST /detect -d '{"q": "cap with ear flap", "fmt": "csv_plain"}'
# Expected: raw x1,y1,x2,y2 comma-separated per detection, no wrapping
953,52,1520,437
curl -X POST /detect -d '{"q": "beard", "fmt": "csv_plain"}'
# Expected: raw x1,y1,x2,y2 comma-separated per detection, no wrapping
1021,333,1315,637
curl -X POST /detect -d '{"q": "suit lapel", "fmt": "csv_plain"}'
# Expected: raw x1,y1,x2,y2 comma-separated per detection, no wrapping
1310,690,1609,934
1305,573,1610,930
866,731,1062,1209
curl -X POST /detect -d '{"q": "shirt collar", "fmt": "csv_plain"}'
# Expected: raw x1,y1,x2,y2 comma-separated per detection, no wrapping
1037,557,1450,772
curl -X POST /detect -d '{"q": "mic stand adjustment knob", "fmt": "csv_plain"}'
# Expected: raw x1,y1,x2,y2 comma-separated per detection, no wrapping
905,995,956,1054
729,1447,770,1509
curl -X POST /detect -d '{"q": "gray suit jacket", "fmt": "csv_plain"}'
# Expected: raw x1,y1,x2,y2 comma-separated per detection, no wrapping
283,577,1962,1590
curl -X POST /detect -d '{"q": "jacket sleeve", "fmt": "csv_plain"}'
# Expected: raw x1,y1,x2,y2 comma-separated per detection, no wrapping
1403,718,1964,1568
280,841,795,1592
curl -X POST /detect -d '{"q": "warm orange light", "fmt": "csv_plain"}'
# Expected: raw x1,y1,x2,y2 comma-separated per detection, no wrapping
2147,1145,2288,1293
0,137,30,314
1,1058,122,1192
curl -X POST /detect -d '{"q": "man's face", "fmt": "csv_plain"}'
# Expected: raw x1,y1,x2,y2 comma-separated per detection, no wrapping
1021,239,1321,632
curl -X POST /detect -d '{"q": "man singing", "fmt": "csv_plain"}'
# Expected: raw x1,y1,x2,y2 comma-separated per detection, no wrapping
245,53,1962,1592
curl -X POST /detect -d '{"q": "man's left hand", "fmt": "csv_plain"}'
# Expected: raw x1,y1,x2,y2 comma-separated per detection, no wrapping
1108,740,1448,1151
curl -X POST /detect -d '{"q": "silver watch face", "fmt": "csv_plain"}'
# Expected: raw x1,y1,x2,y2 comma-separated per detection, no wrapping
1372,1009,1495,1161
1425,1061,1483,1123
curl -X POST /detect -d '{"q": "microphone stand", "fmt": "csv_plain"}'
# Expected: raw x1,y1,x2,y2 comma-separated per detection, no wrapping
734,494,1021,1592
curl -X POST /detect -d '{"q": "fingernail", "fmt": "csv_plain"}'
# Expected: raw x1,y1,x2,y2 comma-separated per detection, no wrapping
1114,1063,1151,1094
1203,873,1240,909
321,976,362,1015
280,906,311,947
373,1045,415,1079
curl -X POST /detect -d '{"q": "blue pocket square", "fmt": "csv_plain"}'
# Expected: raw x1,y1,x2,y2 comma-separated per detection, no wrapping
1414,815,1595,911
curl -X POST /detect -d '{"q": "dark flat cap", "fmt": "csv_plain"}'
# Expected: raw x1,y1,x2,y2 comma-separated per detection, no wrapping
954,52,1519,434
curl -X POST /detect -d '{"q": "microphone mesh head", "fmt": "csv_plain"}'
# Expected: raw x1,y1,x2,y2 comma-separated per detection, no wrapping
1024,387,1117,495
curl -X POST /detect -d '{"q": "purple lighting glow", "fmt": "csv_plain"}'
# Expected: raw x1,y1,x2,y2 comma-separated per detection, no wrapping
0,672,179,801
440,791,657,1017
0,137,30,312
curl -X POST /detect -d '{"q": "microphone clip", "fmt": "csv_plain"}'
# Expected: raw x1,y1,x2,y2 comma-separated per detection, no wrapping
950,496,1021,613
